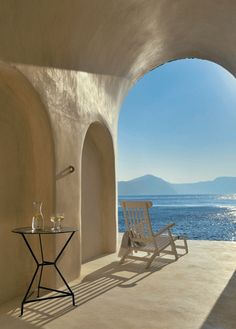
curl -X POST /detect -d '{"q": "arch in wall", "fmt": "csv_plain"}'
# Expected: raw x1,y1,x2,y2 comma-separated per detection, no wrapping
81,121,116,263
0,63,54,304
118,58,236,242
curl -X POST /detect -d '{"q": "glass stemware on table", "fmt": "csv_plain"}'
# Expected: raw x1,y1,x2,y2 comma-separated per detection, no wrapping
50,213,64,231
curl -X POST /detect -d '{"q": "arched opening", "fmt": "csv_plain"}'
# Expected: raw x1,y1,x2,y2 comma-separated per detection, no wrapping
0,65,54,303
81,122,116,263
118,58,236,241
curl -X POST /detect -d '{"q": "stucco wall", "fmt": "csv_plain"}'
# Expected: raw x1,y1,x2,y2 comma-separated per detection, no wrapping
82,122,116,263
0,64,54,303
13,66,128,287
1,0,236,78
0,0,236,303
82,130,103,262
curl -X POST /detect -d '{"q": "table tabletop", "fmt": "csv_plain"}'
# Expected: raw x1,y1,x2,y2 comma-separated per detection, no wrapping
12,227,78,234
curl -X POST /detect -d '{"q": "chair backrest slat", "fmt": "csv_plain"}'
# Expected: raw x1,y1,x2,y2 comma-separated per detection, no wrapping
121,201,154,243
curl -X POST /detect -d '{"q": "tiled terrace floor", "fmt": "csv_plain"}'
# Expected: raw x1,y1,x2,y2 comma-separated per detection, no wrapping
0,240,236,329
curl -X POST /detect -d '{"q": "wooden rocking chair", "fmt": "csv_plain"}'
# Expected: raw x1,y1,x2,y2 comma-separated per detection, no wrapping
120,200,186,268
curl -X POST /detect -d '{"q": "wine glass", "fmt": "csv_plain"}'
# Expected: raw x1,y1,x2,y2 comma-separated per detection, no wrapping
56,213,64,230
50,213,64,231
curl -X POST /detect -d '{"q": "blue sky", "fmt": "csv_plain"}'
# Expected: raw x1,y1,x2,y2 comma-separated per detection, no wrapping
118,59,236,183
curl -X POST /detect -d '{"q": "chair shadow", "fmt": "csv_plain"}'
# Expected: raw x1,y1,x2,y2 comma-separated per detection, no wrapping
200,270,236,329
5,251,186,327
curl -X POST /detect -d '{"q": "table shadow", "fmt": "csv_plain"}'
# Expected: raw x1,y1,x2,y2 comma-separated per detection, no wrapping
3,251,183,327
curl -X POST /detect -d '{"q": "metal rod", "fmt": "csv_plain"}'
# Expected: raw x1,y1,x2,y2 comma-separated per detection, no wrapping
55,232,75,263
39,234,44,263
20,265,39,316
69,165,75,173
56,165,75,180
24,294,71,303
37,234,44,297
21,233,39,265
39,286,71,295
54,264,75,305
37,265,43,298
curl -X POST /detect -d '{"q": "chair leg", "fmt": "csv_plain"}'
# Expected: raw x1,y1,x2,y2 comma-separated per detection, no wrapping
183,238,188,254
145,251,159,269
170,240,178,260
119,248,131,264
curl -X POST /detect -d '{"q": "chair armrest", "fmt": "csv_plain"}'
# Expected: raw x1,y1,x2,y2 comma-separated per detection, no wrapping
154,223,175,237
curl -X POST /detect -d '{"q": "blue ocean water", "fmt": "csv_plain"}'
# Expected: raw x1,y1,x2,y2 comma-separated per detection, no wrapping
118,194,236,241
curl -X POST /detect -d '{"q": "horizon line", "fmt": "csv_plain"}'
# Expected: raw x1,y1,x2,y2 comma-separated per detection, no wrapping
118,174,236,185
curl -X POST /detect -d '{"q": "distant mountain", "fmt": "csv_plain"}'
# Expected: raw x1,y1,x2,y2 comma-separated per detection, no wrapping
118,175,236,195
118,175,176,195
173,176,236,194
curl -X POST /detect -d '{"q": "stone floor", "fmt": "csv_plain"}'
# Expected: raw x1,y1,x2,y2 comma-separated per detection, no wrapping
1,240,236,329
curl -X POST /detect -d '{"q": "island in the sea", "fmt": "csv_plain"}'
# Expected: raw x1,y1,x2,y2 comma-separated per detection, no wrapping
118,174,236,195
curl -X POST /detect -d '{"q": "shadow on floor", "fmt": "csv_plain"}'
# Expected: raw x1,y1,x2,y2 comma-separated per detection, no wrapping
200,270,236,329
4,252,181,327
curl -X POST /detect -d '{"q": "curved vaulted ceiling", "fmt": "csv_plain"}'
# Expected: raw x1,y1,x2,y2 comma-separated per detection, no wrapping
1,0,236,81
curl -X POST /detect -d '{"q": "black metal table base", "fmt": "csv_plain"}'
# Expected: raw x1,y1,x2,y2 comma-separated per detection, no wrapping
19,231,75,316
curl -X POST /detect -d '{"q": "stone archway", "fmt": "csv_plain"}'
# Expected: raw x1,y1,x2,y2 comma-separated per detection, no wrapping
0,64,54,304
81,122,116,263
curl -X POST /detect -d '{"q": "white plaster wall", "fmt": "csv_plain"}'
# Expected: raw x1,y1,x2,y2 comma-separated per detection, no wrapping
82,122,116,263
1,1,236,79
0,94,33,304
0,64,54,303
12,66,128,286
82,129,103,262
0,0,236,303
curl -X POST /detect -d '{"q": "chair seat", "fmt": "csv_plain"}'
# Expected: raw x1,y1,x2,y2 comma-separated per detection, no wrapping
134,234,171,252
155,235,171,250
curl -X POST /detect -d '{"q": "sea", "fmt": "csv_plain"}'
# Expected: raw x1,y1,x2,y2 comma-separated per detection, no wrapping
118,194,236,241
